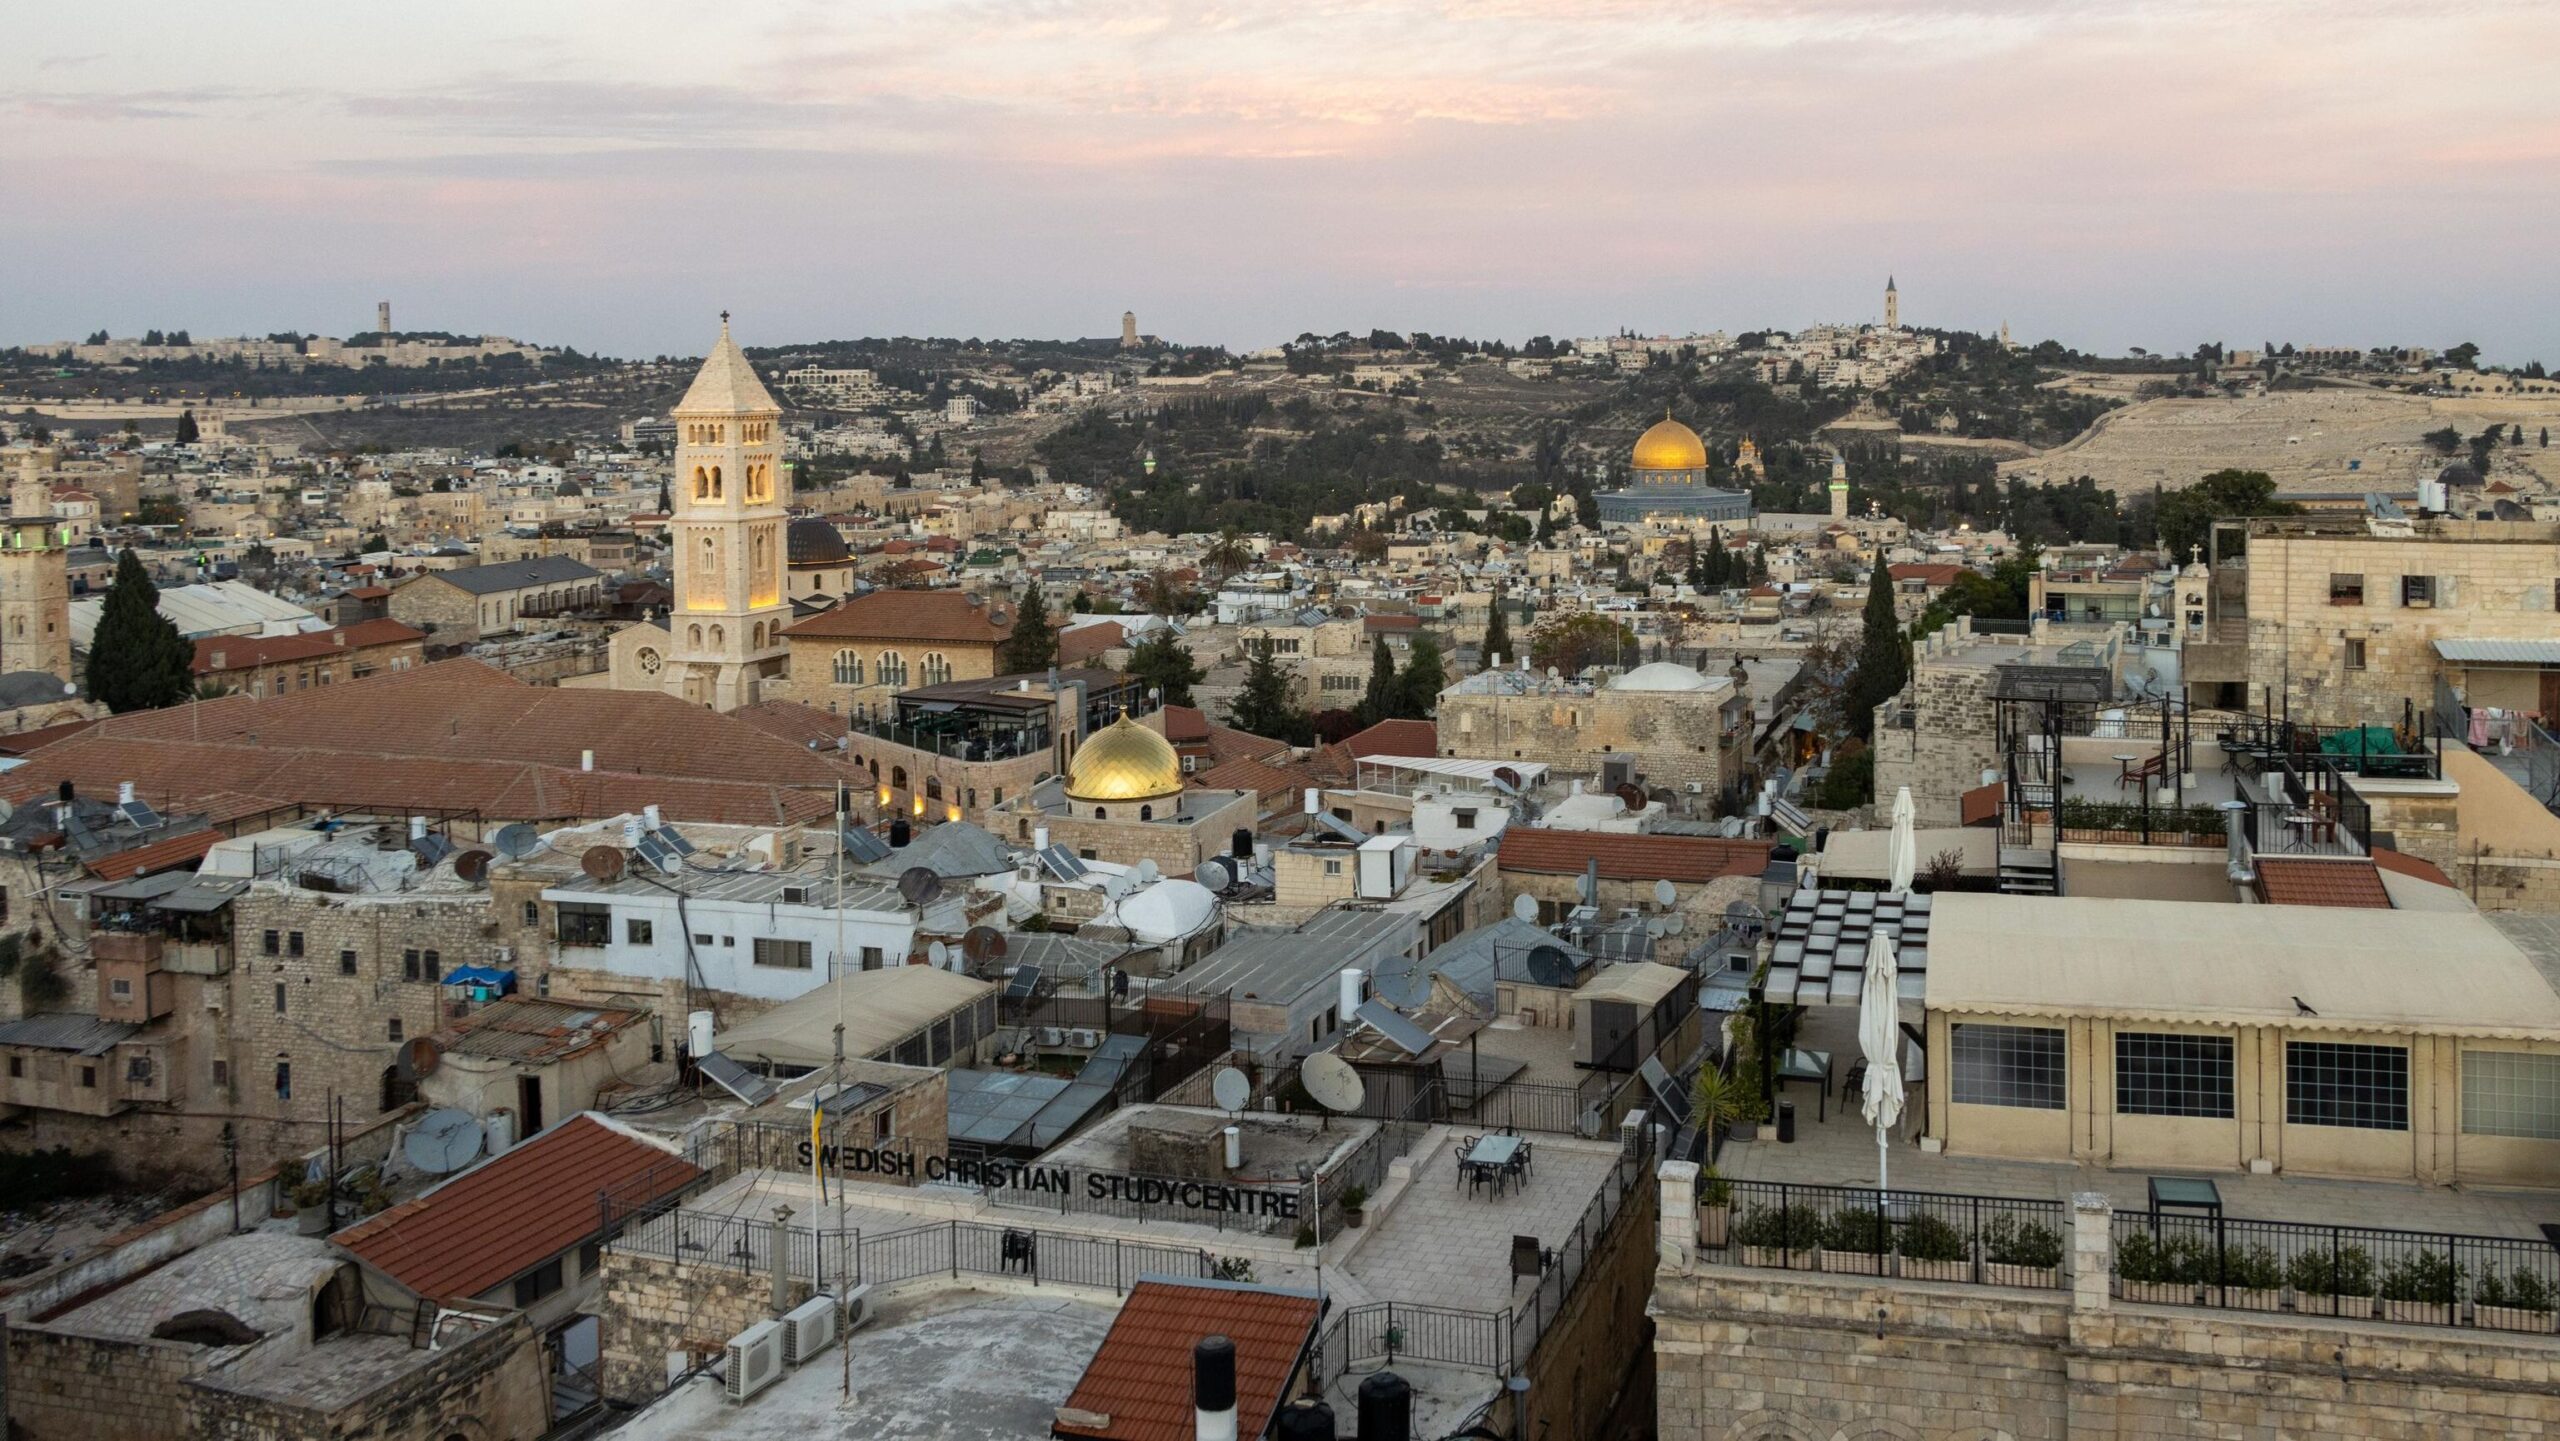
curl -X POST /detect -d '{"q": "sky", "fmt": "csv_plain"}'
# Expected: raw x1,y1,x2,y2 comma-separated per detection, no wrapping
5,1,2557,363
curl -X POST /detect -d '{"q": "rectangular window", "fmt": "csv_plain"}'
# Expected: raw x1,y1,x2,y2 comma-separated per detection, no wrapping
2114,1032,2235,1118
339,949,358,976
861,946,884,970
512,1257,565,1307
754,938,813,970
1453,808,1478,830
523,901,540,926
110,978,132,998
2401,574,2434,607
262,929,280,956
1951,1024,2067,1109
556,902,611,948
2462,1049,2560,1139
2287,1041,2409,1130
275,1062,291,1100
2344,638,2366,671
6,1056,19,1079
423,949,439,977
211,1059,227,1089
2327,573,2363,605
387,1018,404,1042
875,1110,894,1142
403,948,423,982
274,983,287,1014
287,931,304,958
1324,859,1343,876
78,1065,95,1089
626,918,654,945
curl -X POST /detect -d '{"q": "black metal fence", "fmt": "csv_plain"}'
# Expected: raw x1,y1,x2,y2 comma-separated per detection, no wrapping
1511,1122,1656,1362
2108,1211,2560,1331
1316,1301,1514,1381
1707,1179,2071,1289
609,1209,1212,1296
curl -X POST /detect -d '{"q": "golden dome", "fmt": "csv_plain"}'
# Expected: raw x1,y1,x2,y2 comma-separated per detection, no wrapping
1632,414,1708,472
1064,714,1183,804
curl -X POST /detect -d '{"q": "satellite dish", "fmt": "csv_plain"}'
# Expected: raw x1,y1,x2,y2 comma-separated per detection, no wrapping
1511,894,1539,923
1719,816,1745,838
402,1109,484,1176
0,798,14,826
1134,858,1159,885
962,925,1007,964
452,849,493,884
1664,914,1687,937
1299,1052,1366,1114
928,940,951,968
1644,917,1667,939
1211,1066,1252,1114
580,845,627,883
1193,857,1234,890
396,1036,443,1082
897,866,944,905
1525,944,1578,987
1653,878,1677,908
1613,782,1647,810
489,823,541,859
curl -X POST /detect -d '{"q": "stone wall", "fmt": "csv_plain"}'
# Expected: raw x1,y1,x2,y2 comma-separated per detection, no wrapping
183,1317,548,1441
1519,1149,1659,1441
1873,655,2003,830
1651,1179,2560,1441
1441,686,1746,793
2354,779,2462,873
5,1326,201,1440
596,1248,809,1405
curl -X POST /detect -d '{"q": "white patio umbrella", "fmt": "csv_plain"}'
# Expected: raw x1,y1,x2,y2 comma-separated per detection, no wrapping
1857,928,1905,1199
1885,785,1917,896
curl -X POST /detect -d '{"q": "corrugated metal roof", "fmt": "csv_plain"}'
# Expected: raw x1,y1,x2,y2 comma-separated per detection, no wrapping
2434,638,2560,665
432,997,647,1061
0,1013,140,1056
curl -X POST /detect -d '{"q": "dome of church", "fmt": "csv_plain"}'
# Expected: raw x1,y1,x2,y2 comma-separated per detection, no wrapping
1064,714,1183,803
1610,661,1713,692
788,518,850,565
1632,416,1708,472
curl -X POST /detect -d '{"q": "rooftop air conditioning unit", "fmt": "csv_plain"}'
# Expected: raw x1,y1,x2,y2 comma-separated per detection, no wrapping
724,1320,784,1402
782,886,809,905
1684,782,1705,795
1069,1028,1101,1049
1038,1027,1066,1048
781,1295,838,1365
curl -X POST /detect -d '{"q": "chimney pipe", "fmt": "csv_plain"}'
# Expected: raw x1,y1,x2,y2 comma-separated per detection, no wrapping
769,1205,795,1316
2221,800,2255,886
1193,1336,1238,1441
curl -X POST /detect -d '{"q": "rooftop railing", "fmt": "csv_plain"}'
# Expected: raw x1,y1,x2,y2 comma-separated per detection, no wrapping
1705,1179,2071,1290
2108,1211,2559,1334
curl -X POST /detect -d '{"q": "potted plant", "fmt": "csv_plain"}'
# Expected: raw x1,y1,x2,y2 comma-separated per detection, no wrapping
1696,1167,1734,1249
1340,1184,1370,1230
1896,1212,1970,1283
1381,1324,1406,1362
2377,1249,2464,1324
1732,1203,1816,1270
1979,1214,2063,1289
1818,1205,1893,1276
288,1178,333,1236
1691,1065,1759,1156
2286,1243,2376,1317
2473,1266,2557,1334
2114,1230,2208,1306
2215,1244,2286,1312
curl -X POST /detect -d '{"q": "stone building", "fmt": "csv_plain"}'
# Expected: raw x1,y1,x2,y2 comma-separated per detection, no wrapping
1870,618,2125,828
1438,661,1755,805
2201,513,2560,725
192,618,426,699
0,445,73,686
774,587,1014,717
1004,714,1257,874
388,553,603,644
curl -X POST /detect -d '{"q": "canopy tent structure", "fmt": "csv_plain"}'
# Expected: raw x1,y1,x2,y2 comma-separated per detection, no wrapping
713,965,997,1071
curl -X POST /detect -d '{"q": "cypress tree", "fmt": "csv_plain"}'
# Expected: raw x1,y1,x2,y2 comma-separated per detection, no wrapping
173,409,199,445
1359,634,1400,725
1846,561,1909,742
1481,590,1511,667
86,548,193,712
1397,632,1446,719
998,583,1057,674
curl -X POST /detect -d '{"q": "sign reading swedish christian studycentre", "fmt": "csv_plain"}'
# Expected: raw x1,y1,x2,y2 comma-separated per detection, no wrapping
796,1139,1302,1221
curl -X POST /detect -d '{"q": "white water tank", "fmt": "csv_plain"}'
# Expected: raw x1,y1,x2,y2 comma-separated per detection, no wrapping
688,1009,716,1059
1338,968,1364,1019
485,1107,516,1155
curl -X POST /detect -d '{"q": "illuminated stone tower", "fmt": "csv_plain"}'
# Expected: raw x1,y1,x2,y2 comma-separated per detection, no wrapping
1884,276,1899,330
666,316,790,711
1829,451,1851,522
0,448,72,683
1120,310,1140,349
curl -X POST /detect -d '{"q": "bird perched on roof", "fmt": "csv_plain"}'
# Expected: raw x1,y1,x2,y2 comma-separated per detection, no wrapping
2292,995,2318,1016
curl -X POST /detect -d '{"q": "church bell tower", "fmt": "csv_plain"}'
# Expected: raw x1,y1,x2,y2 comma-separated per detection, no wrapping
0,448,71,685
1884,275,1900,331
666,316,791,710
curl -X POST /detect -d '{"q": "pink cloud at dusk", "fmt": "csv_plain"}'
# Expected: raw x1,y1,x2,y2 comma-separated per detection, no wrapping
2,0,2554,362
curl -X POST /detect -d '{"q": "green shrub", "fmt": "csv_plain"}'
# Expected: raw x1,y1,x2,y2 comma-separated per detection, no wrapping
2222,1244,2285,1290
2115,1230,2208,1284
2284,1243,2375,1296
1897,1212,1967,1263
1820,1206,1892,1254
2475,1266,2555,1313
1981,1214,2062,1269
2378,1250,2463,1305
1699,1166,1733,1209
1732,1204,1811,1250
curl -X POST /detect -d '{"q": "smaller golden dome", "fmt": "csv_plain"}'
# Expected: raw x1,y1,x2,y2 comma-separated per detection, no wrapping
1632,413,1708,472
1064,713,1183,804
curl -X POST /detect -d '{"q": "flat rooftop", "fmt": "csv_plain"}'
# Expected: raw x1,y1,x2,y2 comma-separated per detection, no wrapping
615,1287,1116,1441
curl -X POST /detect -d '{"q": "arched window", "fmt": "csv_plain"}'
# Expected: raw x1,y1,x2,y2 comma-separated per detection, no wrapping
965,788,976,807
687,624,702,647
1094,807,1108,819
868,759,879,778
891,767,907,789
1139,805,1154,821
833,650,862,685
709,624,725,649
877,651,908,687
691,466,710,500
921,651,952,686
709,465,723,499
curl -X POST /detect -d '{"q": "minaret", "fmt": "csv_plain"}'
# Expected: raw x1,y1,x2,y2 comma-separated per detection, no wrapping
666,315,790,711
1828,451,1850,522
0,448,72,683
1884,276,1899,330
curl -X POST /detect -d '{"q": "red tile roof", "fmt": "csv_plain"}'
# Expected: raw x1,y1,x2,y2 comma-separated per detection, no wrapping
733,701,847,751
334,1115,697,1302
1497,828,1772,885
1157,706,1211,743
1052,1279,1322,1441
783,589,1011,644
1364,614,1421,633
84,827,220,882
2252,857,2393,909
193,619,424,674
1890,563,1968,588
2370,846,2456,890
1058,622,1128,668
1189,754,1313,801
1341,719,1436,760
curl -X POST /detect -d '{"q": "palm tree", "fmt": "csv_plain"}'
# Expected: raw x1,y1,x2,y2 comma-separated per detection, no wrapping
1691,1062,1764,1151
1202,525,1251,583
